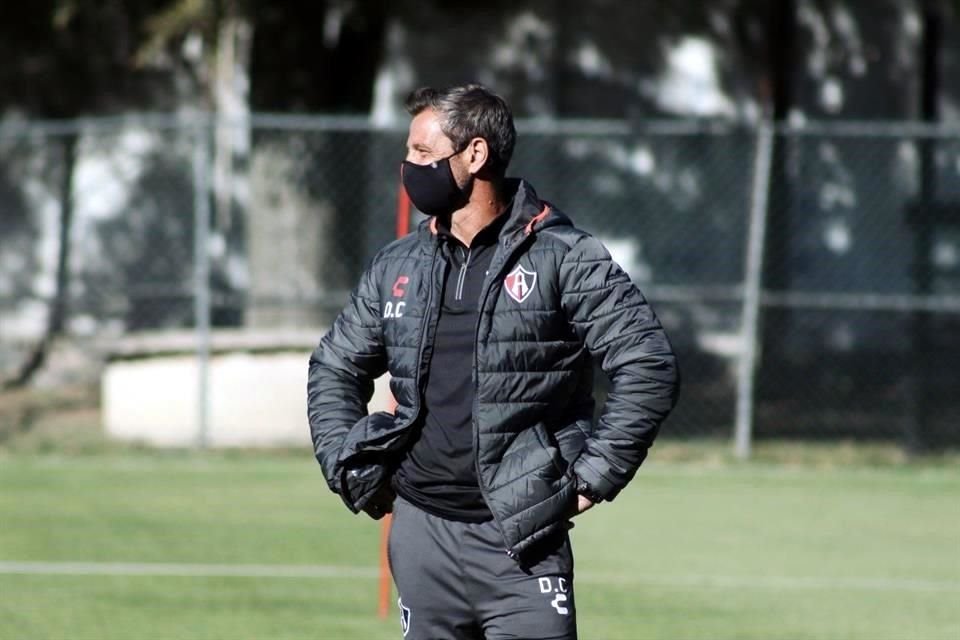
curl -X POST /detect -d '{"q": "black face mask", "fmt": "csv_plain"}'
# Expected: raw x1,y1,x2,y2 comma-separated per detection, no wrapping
401,154,470,217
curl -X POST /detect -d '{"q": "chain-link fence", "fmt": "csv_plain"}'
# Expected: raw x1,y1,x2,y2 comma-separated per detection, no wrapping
1,114,958,451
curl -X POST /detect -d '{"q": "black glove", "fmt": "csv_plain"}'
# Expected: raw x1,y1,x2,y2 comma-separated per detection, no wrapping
361,482,396,520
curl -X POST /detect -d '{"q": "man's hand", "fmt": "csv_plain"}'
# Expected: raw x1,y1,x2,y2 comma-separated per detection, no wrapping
575,493,595,516
361,483,395,520
572,473,603,517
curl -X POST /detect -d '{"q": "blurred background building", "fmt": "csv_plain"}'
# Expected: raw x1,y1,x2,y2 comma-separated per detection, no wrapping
1,0,958,451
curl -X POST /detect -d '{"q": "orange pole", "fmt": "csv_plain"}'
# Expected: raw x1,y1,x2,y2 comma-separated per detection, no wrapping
396,185,411,240
379,183,411,619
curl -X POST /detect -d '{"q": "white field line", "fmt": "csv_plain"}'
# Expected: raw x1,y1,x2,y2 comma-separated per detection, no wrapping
0,561,957,593
580,571,960,593
0,561,377,580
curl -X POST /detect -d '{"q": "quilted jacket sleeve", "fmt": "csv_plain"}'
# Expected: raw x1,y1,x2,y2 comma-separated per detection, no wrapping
559,235,679,500
307,262,388,494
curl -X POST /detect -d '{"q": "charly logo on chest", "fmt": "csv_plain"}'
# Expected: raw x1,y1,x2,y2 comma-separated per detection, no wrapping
383,275,409,318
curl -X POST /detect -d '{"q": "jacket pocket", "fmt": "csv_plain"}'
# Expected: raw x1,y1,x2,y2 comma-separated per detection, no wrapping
532,423,569,480
554,419,589,467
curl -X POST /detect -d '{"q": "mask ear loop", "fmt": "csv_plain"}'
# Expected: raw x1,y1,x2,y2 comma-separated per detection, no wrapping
437,141,471,168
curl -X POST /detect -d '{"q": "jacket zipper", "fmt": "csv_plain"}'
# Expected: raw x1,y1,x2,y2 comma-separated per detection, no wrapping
403,244,442,433
472,232,537,559
455,247,472,301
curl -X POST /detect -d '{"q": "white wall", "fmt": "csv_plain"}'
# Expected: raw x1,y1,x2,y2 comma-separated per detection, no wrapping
103,351,393,448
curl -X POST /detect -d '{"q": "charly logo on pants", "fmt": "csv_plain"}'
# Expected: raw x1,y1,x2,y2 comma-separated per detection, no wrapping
538,577,570,615
398,597,412,636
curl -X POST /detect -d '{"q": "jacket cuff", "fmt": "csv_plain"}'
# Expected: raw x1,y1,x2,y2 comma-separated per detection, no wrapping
572,458,622,502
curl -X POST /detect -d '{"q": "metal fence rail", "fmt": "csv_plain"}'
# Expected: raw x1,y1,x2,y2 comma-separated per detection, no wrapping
1,113,958,452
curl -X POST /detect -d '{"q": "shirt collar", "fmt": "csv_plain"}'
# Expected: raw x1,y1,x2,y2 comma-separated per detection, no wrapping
436,205,511,249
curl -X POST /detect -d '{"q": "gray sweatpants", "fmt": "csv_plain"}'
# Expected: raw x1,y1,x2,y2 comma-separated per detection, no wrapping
387,496,577,640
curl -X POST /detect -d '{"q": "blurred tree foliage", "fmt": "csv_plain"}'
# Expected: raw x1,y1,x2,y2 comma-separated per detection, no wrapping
0,0,393,387
0,0,956,118
1,0,957,408
0,1,174,117
0,0,390,117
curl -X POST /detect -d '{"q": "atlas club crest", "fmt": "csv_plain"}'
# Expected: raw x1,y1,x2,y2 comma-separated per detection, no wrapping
504,264,537,303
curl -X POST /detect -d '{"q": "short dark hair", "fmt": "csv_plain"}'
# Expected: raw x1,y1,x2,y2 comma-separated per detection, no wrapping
405,84,516,176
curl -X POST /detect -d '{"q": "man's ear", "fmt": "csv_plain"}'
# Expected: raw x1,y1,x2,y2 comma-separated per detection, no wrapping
465,137,489,175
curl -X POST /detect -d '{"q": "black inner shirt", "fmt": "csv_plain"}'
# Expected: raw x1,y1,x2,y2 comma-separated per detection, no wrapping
392,213,508,522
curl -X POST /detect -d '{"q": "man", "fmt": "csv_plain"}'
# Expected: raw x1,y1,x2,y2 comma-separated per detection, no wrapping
308,84,679,639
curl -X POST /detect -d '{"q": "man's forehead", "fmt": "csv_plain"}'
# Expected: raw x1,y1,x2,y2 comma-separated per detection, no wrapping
407,109,452,149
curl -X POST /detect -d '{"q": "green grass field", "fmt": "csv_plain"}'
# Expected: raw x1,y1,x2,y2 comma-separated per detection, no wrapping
1,445,958,640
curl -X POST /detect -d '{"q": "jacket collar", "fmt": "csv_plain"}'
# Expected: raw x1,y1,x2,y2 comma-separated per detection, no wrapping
418,178,561,247
434,206,508,249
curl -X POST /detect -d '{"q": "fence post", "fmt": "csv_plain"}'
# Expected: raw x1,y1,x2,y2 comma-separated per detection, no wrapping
192,120,212,449
734,122,775,460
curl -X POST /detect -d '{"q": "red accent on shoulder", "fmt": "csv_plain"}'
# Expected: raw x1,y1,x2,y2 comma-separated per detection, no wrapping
524,204,551,235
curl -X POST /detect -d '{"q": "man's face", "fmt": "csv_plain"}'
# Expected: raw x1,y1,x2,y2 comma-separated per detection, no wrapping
405,108,470,187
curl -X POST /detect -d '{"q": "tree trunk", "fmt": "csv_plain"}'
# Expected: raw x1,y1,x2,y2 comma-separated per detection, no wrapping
905,2,941,452
213,6,252,234
755,0,796,410
3,134,77,389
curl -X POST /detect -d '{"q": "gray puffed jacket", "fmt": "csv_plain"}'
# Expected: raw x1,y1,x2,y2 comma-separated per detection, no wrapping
308,179,679,558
